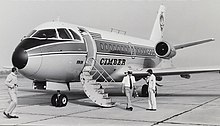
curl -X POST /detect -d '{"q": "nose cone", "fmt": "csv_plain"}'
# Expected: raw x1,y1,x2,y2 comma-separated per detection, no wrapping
12,48,28,69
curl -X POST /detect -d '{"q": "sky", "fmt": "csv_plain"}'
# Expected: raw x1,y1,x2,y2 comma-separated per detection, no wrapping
0,0,220,70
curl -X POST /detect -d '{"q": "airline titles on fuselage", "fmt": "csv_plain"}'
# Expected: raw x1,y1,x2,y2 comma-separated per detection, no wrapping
100,58,126,65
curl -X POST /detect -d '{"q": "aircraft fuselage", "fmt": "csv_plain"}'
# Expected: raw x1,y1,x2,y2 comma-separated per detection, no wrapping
12,22,161,83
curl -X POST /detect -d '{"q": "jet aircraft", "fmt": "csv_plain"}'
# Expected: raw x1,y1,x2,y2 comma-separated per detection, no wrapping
12,5,219,107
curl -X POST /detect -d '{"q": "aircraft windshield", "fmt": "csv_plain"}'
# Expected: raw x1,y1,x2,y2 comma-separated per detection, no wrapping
30,28,81,41
26,30,37,37
69,29,81,40
32,29,57,39
57,28,72,39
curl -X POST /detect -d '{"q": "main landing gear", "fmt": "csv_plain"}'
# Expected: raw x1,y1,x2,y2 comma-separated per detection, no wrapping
141,84,158,97
51,90,68,107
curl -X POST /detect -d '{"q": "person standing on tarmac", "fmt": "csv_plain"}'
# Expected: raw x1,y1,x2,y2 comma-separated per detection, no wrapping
146,69,157,111
3,67,19,118
122,70,136,111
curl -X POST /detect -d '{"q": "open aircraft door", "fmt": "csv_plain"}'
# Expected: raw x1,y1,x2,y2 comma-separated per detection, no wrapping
78,27,97,66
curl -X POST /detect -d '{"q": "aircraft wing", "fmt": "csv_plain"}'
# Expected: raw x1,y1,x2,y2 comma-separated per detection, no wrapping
132,66,220,78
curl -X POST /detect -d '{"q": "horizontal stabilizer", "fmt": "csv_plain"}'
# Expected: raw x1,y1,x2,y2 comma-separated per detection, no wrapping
174,38,215,50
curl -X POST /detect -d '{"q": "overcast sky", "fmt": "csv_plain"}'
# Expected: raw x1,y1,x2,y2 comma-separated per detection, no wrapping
0,0,220,70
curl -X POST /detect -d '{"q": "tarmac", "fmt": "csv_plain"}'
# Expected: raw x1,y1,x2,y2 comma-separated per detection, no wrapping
0,72,220,126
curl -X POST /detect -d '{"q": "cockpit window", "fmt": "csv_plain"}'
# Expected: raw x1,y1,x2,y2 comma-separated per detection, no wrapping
32,29,57,38
69,29,81,40
26,30,37,37
57,28,72,39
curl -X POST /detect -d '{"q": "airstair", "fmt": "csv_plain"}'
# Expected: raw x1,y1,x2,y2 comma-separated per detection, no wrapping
79,28,116,107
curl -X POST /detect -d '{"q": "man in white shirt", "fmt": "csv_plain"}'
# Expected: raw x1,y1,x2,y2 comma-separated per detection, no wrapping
122,70,136,111
146,69,157,111
3,67,19,118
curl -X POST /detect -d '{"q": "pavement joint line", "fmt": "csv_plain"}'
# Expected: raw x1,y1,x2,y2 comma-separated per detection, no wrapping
19,107,101,125
70,115,156,124
17,104,156,125
132,97,147,103
132,104,147,110
14,112,55,117
163,121,220,126
151,96,220,126
159,102,220,107
166,121,220,126
1,95,87,110
158,102,212,106
117,95,220,109
0,110,54,117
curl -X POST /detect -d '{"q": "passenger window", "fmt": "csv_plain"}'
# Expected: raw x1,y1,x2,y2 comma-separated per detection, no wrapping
69,29,81,40
32,29,57,38
58,28,72,39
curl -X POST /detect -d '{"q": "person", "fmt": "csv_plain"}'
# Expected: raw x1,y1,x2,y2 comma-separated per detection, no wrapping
3,67,19,118
122,70,136,111
146,69,157,111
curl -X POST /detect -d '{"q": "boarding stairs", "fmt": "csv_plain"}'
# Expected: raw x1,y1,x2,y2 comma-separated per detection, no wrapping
79,28,116,107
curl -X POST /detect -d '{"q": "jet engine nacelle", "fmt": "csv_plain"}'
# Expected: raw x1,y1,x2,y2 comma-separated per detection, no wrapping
155,41,176,59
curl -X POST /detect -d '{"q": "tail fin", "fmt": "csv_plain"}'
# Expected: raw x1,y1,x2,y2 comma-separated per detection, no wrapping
150,5,166,42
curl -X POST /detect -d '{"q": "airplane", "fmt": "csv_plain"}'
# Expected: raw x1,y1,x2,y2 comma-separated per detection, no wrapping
11,5,219,107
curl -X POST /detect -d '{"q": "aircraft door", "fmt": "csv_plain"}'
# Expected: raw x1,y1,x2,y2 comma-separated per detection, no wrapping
78,27,97,67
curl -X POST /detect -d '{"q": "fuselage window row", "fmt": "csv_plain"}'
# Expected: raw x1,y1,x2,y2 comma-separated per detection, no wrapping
98,42,155,56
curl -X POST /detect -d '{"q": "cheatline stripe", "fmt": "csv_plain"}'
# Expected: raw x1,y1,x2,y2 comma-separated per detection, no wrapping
28,51,157,59
28,51,87,57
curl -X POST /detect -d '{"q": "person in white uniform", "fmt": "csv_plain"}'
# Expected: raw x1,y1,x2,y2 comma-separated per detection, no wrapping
146,69,157,111
122,70,136,111
3,67,19,118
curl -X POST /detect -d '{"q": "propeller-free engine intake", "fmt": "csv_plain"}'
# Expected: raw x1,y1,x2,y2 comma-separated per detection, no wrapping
155,41,176,59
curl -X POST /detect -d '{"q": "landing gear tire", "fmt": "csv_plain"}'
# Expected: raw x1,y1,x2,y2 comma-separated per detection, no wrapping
141,84,148,97
51,92,68,107
51,94,58,106
58,94,68,107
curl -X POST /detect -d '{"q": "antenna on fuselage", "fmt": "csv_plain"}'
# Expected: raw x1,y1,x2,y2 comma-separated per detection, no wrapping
111,28,126,35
